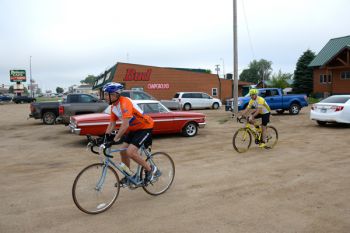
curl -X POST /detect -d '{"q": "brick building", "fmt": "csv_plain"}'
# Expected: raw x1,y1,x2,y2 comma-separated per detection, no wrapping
93,62,250,101
309,35,350,97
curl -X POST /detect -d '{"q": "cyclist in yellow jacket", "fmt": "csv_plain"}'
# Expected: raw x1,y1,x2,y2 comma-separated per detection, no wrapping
240,88,271,148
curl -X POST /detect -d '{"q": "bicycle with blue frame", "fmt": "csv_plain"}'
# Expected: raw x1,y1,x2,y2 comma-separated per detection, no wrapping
72,135,175,214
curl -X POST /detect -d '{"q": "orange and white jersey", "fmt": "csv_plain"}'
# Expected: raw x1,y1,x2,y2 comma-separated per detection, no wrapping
110,96,154,131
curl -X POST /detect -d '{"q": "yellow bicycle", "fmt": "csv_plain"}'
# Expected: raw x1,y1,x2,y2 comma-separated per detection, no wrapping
232,116,278,153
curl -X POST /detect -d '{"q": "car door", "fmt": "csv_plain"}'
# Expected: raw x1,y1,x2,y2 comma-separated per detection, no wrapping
201,93,212,108
75,94,100,114
138,102,174,134
263,90,274,109
263,89,279,109
181,93,192,108
191,93,202,108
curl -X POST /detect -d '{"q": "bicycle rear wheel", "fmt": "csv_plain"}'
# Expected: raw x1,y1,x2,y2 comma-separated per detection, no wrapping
233,128,252,153
72,163,120,214
265,126,278,148
141,152,175,196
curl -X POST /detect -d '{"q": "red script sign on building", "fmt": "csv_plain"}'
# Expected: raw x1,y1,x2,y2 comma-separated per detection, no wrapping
124,69,152,81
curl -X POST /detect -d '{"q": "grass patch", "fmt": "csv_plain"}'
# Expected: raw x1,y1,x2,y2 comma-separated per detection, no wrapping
36,97,63,102
308,97,321,104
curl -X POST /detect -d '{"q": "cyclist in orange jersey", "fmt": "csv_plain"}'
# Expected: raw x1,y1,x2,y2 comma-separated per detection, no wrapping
103,82,158,185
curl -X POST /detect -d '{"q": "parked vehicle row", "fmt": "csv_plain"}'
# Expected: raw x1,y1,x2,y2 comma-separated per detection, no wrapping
0,95,36,103
29,88,345,139
0,95,13,102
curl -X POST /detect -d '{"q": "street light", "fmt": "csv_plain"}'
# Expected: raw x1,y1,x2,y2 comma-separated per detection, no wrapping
30,56,34,98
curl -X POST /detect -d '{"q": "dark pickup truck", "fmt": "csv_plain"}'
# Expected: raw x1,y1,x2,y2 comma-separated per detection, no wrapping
29,101,60,124
56,94,108,125
29,94,108,125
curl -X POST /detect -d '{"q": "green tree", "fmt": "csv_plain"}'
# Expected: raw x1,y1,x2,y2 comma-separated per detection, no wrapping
23,87,29,94
292,49,316,95
270,70,293,89
239,59,272,84
36,88,42,94
80,75,97,85
9,85,14,93
56,87,64,93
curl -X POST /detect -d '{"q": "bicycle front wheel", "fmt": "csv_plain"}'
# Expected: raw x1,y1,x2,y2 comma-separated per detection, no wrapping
265,126,278,148
141,152,175,196
72,163,120,214
233,128,252,153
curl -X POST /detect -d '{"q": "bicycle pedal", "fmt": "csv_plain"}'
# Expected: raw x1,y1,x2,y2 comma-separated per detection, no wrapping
120,184,129,188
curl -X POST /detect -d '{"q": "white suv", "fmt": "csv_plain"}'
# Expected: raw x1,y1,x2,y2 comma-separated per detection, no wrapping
173,92,222,110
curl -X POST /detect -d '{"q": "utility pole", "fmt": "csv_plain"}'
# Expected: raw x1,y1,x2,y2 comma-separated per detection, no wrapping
262,72,265,88
220,58,225,79
233,0,239,116
215,64,220,76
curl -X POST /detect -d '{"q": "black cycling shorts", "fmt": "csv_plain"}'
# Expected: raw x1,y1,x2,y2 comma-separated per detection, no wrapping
255,113,270,126
122,129,153,148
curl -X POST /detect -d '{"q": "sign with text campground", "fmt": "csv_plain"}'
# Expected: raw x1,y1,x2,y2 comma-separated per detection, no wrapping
10,70,26,82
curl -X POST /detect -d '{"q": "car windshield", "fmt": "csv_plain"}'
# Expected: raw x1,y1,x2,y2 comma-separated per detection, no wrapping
138,102,170,113
320,96,350,104
103,105,111,114
133,92,156,100
102,102,169,114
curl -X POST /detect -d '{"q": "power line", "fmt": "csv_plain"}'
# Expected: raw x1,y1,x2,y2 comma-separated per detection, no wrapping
241,0,255,60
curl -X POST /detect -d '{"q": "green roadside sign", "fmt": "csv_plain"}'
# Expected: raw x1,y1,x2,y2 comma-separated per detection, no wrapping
10,70,26,82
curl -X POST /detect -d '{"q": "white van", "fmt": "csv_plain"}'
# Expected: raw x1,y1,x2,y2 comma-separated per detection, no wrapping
173,92,222,110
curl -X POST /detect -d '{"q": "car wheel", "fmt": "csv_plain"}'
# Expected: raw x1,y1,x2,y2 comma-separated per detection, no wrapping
182,122,198,137
276,109,284,114
43,112,56,125
289,103,300,115
183,103,191,111
317,120,327,126
212,102,219,109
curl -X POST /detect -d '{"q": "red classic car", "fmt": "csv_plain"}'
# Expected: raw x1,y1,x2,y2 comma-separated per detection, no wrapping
69,100,206,137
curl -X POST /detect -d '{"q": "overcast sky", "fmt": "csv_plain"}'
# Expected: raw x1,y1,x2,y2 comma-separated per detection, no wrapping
1,0,349,91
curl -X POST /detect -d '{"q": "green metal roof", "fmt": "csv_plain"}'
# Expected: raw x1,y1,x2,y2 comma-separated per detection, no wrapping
92,64,117,90
309,35,350,67
168,68,212,74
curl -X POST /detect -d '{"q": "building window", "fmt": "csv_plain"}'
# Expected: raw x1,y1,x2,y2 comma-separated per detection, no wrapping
320,74,332,84
341,71,350,80
212,88,218,96
131,87,144,91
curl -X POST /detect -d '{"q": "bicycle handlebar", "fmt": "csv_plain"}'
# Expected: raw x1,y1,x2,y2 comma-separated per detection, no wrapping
86,131,124,156
236,116,247,123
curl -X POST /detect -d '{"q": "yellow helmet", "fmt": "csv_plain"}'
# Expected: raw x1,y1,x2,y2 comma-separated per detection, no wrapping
249,89,258,95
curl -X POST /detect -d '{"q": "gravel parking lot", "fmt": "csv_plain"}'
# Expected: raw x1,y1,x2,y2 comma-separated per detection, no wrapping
1,103,350,233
